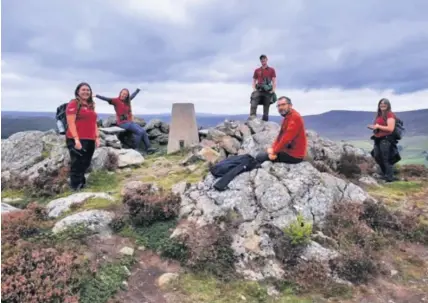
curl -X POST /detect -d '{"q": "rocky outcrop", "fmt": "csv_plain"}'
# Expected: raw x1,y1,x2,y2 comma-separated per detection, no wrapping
1,129,146,191
46,192,114,218
52,210,114,235
99,117,169,148
1,203,21,213
197,118,374,175
172,160,374,280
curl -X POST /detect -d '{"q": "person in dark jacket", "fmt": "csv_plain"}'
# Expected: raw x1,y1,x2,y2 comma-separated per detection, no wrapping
94,88,157,154
249,54,277,122
66,82,100,191
256,96,307,164
368,98,400,182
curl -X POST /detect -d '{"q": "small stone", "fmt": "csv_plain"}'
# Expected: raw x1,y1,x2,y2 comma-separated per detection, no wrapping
122,281,128,289
267,285,279,297
390,269,398,277
240,295,247,301
157,273,179,288
138,246,146,251
123,266,132,276
119,246,134,256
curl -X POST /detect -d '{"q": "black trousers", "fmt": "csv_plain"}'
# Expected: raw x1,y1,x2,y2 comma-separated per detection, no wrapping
66,138,95,189
250,91,272,121
372,137,393,181
256,151,303,164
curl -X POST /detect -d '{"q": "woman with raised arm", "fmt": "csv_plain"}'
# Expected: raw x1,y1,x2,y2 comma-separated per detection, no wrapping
367,98,400,182
95,88,157,154
66,82,100,190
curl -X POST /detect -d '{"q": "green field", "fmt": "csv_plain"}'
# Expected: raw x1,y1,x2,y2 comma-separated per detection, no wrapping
342,136,428,166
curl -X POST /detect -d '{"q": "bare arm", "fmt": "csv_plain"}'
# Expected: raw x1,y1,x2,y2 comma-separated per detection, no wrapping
129,88,141,101
377,118,395,132
252,79,257,91
66,114,79,141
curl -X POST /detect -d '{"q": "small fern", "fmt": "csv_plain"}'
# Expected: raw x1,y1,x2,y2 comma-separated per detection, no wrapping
284,214,313,246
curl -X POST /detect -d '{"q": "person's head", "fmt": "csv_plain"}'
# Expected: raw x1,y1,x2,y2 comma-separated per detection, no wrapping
260,54,268,67
119,88,130,101
377,98,391,117
74,82,93,105
277,96,293,116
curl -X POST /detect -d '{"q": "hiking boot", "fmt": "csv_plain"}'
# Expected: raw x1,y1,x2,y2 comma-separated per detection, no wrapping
385,176,399,183
147,147,158,155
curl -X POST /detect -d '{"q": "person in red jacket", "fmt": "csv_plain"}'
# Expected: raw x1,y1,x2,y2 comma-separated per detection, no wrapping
95,88,157,154
66,82,100,190
367,98,400,182
256,96,307,163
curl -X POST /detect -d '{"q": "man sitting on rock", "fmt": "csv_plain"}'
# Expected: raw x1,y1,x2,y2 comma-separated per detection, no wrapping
256,96,307,164
250,54,277,122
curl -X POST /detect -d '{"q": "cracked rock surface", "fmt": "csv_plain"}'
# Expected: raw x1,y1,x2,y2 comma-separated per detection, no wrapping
173,160,374,280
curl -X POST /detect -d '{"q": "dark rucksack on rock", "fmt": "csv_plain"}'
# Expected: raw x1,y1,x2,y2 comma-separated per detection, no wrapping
210,154,261,191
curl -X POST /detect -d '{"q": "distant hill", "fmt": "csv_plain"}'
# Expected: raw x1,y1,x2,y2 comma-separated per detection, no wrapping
2,109,427,140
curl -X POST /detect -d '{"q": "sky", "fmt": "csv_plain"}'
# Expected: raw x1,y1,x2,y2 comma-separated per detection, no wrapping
1,0,428,116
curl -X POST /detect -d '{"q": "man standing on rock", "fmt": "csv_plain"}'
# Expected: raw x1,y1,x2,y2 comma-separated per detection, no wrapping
250,54,277,122
256,96,307,164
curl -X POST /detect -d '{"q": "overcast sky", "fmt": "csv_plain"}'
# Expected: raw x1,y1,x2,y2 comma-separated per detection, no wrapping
2,0,428,115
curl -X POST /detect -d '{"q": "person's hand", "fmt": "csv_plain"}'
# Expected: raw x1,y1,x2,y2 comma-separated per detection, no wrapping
74,139,82,150
367,124,375,130
92,94,97,99
268,153,277,161
95,137,101,148
267,147,274,154
374,124,380,130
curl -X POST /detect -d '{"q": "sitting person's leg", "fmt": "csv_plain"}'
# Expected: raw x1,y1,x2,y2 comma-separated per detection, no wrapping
256,151,303,164
134,124,157,152
276,152,303,164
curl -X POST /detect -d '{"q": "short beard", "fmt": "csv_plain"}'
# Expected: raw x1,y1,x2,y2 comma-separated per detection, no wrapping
279,109,289,117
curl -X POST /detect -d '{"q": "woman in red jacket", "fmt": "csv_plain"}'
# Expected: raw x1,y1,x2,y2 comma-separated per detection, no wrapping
95,88,157,154
367,98,399,182
66,82,100,190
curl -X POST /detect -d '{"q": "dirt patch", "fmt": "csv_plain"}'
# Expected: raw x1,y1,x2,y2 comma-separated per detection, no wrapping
86,234,182,303
85,234,136,264
112,250,181,303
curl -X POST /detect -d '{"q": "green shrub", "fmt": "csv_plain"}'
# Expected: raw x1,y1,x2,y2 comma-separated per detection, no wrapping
123,185,180,226
283,214,313,246
179,222,237,280
79,257,134,303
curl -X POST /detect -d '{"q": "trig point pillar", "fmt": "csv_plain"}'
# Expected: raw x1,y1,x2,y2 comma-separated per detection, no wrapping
167,103,199,154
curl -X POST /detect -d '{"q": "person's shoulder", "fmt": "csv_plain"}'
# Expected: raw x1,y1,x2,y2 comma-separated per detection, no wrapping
387,111,396,119
67,99,78,107
291,108,302,118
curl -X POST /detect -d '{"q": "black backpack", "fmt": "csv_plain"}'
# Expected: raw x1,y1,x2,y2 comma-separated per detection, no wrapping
210,155,260,178
393,118,405,140
383,116,405,141
55,102,81,134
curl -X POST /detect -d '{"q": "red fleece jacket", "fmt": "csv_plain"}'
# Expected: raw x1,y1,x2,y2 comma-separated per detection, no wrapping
272,108,307,159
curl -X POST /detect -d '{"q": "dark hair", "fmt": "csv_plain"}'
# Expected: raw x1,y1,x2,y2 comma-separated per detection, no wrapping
375,98,392,121
259,54,267,60
278,96,292,105
74,82,94,109
119,88,131,105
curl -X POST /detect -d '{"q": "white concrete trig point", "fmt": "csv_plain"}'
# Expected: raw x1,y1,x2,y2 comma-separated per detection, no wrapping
167,103,200,154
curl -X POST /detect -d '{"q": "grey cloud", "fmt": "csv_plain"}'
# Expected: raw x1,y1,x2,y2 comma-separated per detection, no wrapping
2,0,428,93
